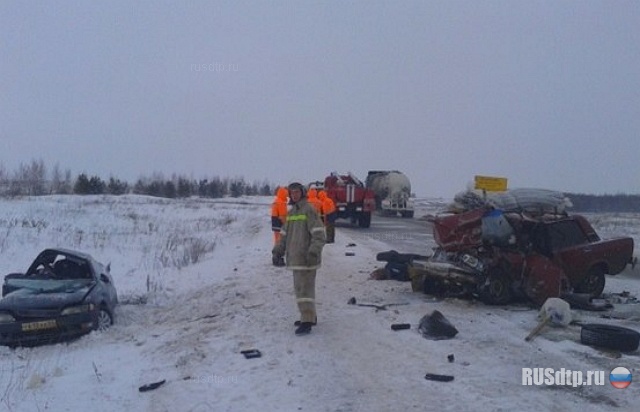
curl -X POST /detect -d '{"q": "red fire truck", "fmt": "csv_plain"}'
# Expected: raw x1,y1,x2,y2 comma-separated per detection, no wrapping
320,172,376,228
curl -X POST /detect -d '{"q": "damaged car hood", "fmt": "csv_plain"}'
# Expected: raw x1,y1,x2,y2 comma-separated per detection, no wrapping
0,280,94,310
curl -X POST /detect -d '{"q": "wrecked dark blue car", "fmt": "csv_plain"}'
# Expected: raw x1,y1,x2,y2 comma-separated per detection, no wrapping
0,248,118,347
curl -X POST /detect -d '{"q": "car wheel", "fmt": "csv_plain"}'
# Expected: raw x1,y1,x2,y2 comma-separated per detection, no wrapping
97,308,113,332
575,266,606,297
480,270,512,305
581,324,640,352
423,278,441,296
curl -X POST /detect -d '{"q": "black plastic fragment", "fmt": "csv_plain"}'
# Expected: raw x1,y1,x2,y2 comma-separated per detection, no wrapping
424,374,454,382
241,349,262,359
391,323,411,331
418,310,459,340
138,379,166,392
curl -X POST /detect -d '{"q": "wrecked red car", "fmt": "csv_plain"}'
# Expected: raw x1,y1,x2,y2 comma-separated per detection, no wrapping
410,207,635,306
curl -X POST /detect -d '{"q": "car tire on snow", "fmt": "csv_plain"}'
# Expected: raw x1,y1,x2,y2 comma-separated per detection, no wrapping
580,324,640,352
479,271,512,305
97,308,114,332
423,278,442,296
574,267,606,297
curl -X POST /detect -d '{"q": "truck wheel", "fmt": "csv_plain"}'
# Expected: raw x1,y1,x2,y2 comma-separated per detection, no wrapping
401,211,414,218
581,324,640,352
480,271,512,305
358,212,371,228
574,267,606,297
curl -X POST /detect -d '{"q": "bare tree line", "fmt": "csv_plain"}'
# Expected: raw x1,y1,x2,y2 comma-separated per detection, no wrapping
2,160,638,210
0,159,274,198
566,192,640,213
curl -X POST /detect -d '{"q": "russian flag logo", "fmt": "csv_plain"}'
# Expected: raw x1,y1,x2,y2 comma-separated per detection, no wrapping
609,367,632,389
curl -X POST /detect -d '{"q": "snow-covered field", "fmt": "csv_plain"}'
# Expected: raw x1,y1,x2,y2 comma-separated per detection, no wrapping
0,194,639,412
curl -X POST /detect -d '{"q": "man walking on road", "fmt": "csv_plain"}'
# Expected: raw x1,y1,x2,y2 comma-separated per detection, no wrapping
272,182,326,335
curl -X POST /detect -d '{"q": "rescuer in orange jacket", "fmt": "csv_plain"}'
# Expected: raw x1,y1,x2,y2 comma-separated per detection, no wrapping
318,190,337,243
307,188,323,214
271,186,288,266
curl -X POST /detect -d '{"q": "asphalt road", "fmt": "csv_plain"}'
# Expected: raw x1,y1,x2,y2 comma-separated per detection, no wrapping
336,198,450,256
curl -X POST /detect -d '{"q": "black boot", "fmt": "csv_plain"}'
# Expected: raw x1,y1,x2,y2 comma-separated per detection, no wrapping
294,317,317,326
295,322,313,335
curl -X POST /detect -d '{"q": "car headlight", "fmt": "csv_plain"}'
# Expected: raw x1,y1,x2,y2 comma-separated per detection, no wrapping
0,313,15,323
61,304,95,316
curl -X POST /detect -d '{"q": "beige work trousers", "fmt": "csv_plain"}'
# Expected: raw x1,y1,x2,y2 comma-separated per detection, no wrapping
293,269,317,323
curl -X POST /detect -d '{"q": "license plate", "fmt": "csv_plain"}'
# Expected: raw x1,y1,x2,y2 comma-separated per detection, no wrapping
22,320,57,332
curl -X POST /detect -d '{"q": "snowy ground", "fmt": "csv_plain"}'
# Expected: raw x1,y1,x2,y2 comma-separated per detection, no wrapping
0,195,639,412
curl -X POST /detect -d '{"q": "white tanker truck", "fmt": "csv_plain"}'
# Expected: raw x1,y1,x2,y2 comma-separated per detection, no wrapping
365,170,414,218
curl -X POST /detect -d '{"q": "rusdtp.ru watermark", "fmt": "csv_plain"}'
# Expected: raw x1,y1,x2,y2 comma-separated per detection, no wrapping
522,368,605,387
523,366,632,389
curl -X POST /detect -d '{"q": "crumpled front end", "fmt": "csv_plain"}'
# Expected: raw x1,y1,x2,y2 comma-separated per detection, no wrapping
0,301,100,347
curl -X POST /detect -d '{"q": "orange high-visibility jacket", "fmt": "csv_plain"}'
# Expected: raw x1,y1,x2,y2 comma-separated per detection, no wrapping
271,187,288,232
318,190,337,223
307,188,323,214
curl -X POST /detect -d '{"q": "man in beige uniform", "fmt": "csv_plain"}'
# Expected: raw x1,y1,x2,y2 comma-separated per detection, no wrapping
272,182,326,335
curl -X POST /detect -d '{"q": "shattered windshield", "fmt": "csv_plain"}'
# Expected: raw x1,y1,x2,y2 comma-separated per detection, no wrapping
6,278,93,294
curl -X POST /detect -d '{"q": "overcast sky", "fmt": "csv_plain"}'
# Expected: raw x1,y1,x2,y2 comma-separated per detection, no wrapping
1,1,639,198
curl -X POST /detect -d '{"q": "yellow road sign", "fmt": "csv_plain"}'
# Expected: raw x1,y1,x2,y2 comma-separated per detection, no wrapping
474,175,508,192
